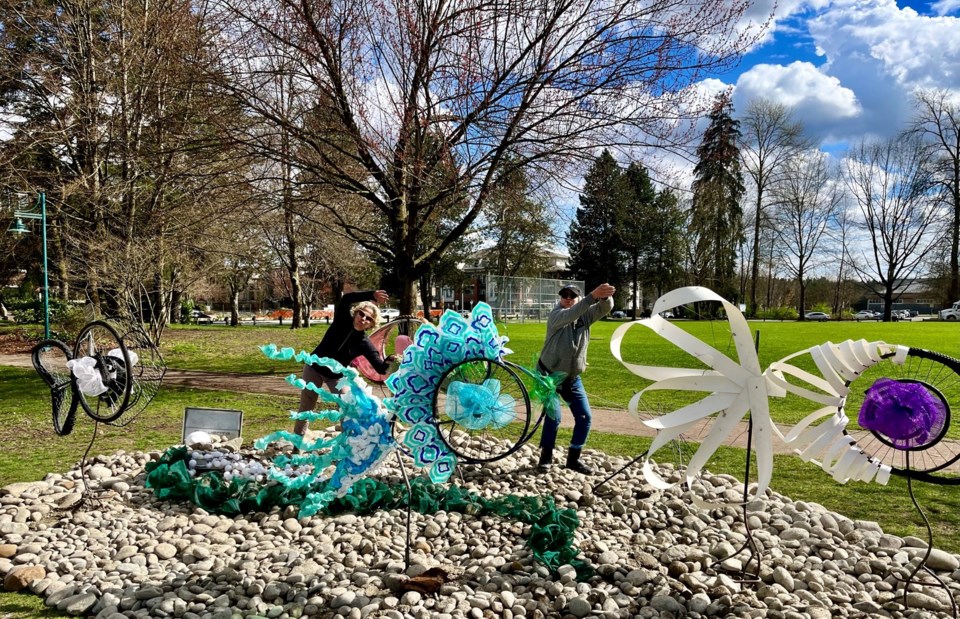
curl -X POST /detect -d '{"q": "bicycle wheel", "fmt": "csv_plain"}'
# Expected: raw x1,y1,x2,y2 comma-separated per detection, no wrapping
73,320,132,423
432,358,531,463
843,348,960,483
31,339,78,436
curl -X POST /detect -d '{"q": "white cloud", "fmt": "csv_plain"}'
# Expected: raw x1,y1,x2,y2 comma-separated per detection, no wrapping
718,0,960,145
811,0,960,90
732,61,861,135
932,0,960,15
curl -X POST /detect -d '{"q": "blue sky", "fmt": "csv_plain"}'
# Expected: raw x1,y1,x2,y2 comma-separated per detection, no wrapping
544,0,959,242
713,0,960,147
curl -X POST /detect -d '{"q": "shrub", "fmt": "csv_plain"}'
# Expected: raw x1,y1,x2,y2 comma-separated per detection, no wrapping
757,306,799,321
180,299,195,323
4,293,89,340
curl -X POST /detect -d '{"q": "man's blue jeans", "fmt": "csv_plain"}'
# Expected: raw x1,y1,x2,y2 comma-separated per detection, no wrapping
540,375,592,452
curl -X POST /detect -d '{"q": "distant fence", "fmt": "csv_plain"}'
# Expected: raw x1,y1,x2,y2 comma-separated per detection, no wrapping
485,275,585,322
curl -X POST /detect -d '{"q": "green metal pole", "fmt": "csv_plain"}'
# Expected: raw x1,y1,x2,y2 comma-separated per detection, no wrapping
40,192,50,340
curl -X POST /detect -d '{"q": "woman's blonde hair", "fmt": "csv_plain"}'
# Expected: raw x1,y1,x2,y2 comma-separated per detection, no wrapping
352,301,380,328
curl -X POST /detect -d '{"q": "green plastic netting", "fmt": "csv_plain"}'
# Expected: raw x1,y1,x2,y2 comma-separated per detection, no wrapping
144,447,590,577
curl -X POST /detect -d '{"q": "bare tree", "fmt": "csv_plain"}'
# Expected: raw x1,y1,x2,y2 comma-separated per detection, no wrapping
842,137,941,321
907,89,960,303
0,0,246,338
771,152,842,319
738,98,810,316
208,0,763,313
829,202,858,316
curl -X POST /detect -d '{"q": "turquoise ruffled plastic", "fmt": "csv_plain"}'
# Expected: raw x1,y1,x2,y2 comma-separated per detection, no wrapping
384,303,510,482
254,347,397,516
445,379,516,430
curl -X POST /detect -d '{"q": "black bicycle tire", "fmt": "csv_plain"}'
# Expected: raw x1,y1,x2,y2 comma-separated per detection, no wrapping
431,358,532,464
51,384,78,436
504,361,549,446
73,320,132,423
32,339,78,436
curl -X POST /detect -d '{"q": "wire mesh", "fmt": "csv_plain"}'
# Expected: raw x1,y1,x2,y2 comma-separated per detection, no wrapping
484,275,585,322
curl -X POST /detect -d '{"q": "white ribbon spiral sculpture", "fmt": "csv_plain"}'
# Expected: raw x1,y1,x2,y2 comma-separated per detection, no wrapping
612,287,900,505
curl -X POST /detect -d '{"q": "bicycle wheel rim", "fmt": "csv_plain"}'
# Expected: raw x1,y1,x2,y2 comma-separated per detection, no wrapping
842,347,960,480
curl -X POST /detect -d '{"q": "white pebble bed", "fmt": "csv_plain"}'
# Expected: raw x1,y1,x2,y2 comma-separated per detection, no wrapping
2,434,959,619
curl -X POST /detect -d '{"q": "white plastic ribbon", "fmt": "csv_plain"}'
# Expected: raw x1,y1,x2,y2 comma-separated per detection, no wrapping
612,286,900,506
611,287,776,506
766,340,895,484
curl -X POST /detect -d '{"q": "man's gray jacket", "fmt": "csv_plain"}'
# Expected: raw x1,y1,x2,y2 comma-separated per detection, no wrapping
537,293,613,379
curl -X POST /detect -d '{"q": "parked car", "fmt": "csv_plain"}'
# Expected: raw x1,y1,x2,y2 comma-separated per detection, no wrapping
660,310,674,319
804,311,829,322
854,310,878,321
191,309,216,324
380,308,400,322
611,310,627,319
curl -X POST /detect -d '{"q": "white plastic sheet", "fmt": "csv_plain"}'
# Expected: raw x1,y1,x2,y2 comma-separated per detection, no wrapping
67,349,137,397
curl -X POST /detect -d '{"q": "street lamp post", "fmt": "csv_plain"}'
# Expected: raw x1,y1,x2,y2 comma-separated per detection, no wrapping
8,192,50,339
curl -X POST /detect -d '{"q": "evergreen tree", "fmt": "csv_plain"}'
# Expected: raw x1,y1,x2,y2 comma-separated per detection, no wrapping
568,150,628,302
621,163,657,315
646,189,686,299
690,93,745,303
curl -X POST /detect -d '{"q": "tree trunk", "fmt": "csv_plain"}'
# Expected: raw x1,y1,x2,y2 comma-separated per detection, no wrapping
289,268,302,329
749,190,762,317
171,288,182,324
301,293,311,328
230,290,240,326
797,278,805,320
951,177,960,301
284,208,303,329
149,240,169,326
419,274,434,322
832,251,846,316
396,262,419,315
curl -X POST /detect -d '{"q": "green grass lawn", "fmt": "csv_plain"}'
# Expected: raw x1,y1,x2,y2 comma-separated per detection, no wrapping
157,318,960,437
3,316,960,619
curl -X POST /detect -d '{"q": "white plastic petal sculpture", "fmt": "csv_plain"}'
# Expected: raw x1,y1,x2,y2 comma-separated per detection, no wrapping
612,286,900,505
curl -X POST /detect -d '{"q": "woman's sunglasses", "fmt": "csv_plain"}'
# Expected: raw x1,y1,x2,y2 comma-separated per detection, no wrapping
356,311,375,323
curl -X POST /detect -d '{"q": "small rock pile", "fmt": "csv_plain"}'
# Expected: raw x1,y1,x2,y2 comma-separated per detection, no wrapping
2,436,959,619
